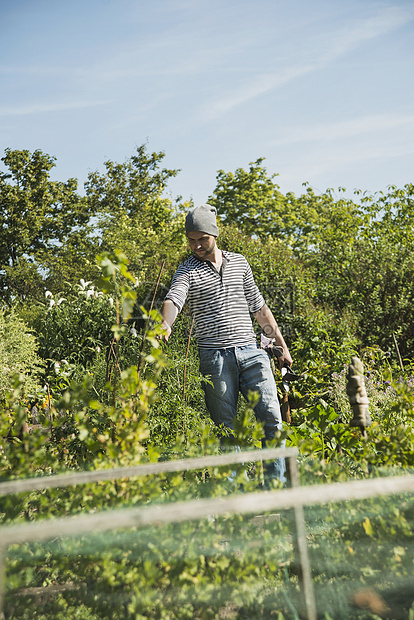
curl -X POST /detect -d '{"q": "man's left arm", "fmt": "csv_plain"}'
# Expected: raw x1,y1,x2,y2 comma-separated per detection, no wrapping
253,304,293,369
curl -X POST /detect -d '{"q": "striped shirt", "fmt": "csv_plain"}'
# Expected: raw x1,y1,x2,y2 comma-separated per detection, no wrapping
165,250,265,349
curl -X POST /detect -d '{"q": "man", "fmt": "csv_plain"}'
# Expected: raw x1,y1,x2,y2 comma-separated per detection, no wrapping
161,204,293,480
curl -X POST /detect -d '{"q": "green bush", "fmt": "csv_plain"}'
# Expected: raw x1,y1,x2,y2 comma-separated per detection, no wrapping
0,307,44,402
2,236,414,619
35,281,117,371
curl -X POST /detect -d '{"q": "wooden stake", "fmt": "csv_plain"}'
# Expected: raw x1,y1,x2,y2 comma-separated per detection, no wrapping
392,332,404,371
182,317,195,402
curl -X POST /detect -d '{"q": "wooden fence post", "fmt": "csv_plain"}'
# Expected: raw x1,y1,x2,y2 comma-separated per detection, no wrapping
0,545,5,620
286,454,317,620
347,356,372,438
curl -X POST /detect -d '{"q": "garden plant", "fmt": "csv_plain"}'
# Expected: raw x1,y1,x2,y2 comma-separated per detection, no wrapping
0,145,413,619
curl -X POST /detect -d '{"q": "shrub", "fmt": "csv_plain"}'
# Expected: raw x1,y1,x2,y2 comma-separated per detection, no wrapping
0,308,44,402
35,281,117,373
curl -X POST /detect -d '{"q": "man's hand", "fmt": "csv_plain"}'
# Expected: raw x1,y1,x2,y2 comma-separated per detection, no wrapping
254,305,293,370
264,342,293,370
160,299,179,342
278,350,293,370
161,321,172,342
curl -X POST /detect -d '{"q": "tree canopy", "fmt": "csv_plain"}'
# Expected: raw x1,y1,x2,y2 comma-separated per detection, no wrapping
0,148,89,301
208,158,414,357
1,145,414,356
85,143,180,227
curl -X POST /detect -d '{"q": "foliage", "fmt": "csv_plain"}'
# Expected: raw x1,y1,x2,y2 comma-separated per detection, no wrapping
0,308,44,402
209,158,414,358
0,251,166,484
1,144,414,618
0,376,56,483
85,143,180,229
302,184,414,357
328,348,409,429
5,514,300,620
0,148,91,303
289,306,359,407
208,160,363,254
34,281,117,379
208,158,289,239
305,493,414,620
288,349,414,479
145,311,208,451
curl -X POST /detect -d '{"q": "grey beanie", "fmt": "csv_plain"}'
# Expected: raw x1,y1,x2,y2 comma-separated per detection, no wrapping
185,204,219,237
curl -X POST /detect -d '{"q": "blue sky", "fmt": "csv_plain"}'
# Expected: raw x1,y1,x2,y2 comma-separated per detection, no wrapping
1,0,414,204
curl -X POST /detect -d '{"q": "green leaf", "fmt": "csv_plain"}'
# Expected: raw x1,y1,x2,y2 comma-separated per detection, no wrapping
363,517,374,537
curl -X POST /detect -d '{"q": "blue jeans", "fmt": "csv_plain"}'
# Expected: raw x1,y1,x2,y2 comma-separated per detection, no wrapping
198,345,286,481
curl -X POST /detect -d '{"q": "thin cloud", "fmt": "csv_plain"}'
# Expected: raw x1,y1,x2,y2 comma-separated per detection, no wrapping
278,138,414,191
202,64,315,120
76,34,251,82
321,5,414,62
199,4,414,121
272,113,414,145
0,100,113,117
0,65,63,76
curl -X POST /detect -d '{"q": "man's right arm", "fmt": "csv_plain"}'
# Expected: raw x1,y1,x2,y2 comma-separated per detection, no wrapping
161,299,179,341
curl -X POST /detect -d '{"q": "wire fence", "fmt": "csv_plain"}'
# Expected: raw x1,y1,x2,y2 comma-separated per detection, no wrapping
1,450,413,619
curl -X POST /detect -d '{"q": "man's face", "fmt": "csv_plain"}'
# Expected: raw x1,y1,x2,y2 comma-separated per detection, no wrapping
187,231,216,260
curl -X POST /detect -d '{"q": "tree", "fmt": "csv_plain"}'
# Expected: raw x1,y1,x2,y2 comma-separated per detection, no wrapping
208,158,414,358
84,144,185,306
311,184,414,357
0,148,90,302
208,158,366,254
208,158,289,239
85,143,181,230
0,308,44,402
